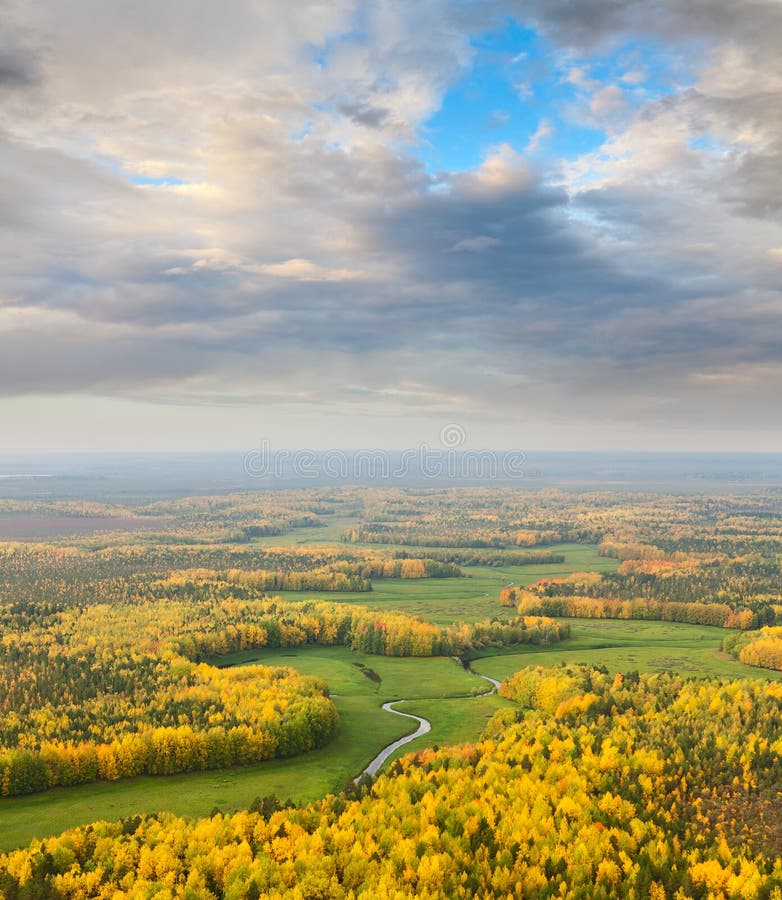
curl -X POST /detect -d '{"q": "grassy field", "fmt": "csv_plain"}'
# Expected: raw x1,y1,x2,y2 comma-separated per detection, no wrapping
272,543,619,624
471,618,782,682
250,515,362,547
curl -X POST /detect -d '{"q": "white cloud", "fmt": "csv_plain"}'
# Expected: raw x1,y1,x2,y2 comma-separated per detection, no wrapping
526,118,553,153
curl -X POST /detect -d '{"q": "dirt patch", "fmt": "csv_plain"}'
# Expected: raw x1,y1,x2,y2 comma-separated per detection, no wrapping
352,662,382,683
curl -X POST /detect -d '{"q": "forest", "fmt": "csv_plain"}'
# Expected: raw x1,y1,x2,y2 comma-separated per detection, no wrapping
1,669,781,897
0,486,781,896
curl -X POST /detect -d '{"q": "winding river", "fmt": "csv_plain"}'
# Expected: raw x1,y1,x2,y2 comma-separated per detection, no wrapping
355,666,501,783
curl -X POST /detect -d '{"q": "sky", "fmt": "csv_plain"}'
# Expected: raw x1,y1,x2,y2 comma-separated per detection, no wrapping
1,0,782,453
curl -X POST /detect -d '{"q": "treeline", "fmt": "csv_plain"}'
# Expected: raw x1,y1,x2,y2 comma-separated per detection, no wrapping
172,599,570,662
342,524,562,548
537,559,782,610
724,626,782,672
501,586,751,629
597,541,689,561
160,567,372,593
151,560,463,605
0,663,338,797
0,541,339,581
498,552,782,629
4,669,782,897
99,489,335,545
334,557,463,579
352,488,604,544
392,548,565,567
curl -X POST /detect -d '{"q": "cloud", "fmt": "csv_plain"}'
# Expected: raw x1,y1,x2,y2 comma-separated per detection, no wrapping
450,236,502,253
511,1,782,222
0,49,36,87
619,69,646,86
526,118,553,154
255,258,362,282
0,0,781,448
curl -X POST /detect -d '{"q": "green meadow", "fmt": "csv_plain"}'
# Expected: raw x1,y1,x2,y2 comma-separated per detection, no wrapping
470,618,782,682
272,542,620,624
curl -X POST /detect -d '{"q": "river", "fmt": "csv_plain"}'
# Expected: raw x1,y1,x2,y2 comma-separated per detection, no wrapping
355,665,500,783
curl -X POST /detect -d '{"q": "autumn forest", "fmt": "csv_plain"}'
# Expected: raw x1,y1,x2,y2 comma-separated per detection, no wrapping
0,486,782,897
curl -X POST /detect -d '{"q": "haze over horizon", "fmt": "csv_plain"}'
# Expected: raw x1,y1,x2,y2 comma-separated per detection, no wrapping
2,1,781,452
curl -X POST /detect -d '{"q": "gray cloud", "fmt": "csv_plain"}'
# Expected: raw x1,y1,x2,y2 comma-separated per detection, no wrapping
0,0,781,448
0,51,36,87
507,0,782,53
336,101,391,129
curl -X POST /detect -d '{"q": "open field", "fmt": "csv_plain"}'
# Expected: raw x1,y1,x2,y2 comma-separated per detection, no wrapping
272,542,619,624
250,515,362,546
219,645,479,699
471,618,782,682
